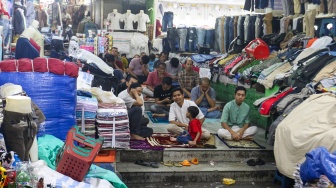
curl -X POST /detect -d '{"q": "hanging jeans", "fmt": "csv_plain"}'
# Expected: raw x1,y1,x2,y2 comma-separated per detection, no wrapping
2,111,37,161
167,27,178,52
162,11,174,32
255,0,269,8
128,106,153,138
294,0,301,14
177,27,187,52
162,38,171,52
205,29,215,49
220,17,226,53
244,15,250,44
270,0,275,9
304,9,316,37
196,28,206,48
250,15,257,42
327,0,336,14
0,17,10,47
233,16,238,39
224,16,231,53
188,27,197,52
214,18,222,52
228,17,234,49
263,13,273,35
237,15,245,45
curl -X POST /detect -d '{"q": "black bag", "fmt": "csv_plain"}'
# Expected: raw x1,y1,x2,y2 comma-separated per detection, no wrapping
228,36,244,54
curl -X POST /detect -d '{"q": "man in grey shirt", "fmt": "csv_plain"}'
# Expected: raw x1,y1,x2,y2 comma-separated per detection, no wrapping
191,77,221,119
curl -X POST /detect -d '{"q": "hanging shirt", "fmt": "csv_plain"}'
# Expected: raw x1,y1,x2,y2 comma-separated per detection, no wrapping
136,13,150,32
121,13,136,30
107,12,122,30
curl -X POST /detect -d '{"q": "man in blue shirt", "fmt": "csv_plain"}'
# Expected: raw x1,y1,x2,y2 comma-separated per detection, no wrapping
191,77,221,119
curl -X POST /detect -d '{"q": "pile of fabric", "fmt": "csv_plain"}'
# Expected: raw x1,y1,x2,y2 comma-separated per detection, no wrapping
96,103,130,148
76,92,98,137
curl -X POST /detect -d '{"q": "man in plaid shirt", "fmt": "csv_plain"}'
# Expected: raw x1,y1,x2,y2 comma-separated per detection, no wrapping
178,59,200,98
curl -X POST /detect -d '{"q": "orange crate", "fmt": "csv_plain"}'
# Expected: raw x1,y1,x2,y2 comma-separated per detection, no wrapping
94,150,116,163
56,126,103,182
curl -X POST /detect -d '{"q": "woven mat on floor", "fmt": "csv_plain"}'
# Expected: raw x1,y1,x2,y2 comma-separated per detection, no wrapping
216,134,265,149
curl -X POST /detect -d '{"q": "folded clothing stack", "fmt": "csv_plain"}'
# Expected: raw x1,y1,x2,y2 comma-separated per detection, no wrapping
76,96,98,136
96,103,130,148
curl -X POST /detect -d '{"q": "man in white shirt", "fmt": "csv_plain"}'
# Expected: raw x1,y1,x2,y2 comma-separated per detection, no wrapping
167,88,210,140
118,83,152,140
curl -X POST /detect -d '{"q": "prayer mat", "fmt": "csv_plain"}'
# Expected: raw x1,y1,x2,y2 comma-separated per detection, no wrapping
145,133,216,149
130,139,164,150
146,112,169,124
216,134,265,149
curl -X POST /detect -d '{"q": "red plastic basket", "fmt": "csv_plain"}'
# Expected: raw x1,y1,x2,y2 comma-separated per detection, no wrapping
56,126,103,182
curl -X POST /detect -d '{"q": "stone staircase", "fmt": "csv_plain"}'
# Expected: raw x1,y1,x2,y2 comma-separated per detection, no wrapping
115,101,279,187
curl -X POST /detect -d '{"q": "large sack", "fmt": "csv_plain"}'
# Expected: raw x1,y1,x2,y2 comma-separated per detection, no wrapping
274,93,336,178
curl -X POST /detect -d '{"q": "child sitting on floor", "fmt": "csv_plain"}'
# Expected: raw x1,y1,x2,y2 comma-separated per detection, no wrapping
170,106,202,146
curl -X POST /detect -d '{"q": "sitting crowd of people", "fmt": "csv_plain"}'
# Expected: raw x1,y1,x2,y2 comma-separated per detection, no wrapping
89,48,258,143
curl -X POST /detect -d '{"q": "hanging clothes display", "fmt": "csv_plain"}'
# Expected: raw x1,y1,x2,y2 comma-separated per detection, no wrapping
136,11,150,32
25,1,35,27
107,11,122,30
121,12,136,30
51,1,62,29
35,8,48,29
13,1,26,35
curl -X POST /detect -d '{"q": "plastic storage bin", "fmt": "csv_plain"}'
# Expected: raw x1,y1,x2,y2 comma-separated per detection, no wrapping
56,126,103,182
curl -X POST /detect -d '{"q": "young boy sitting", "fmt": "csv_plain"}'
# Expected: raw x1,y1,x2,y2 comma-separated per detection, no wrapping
170,106,202,146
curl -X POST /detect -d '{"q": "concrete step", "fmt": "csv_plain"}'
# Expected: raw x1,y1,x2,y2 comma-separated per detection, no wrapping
126,181,282,188
117,161,277,184
117,148,275,163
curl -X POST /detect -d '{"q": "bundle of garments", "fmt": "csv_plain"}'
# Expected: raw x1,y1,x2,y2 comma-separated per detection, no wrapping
0,58,78,78
76,91,98,137
96,103,130,148
293,147,336,188
273,93,336,179
208,35,336,89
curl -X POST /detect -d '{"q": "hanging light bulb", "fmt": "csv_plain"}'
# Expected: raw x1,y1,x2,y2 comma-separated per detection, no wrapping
173,3,178,9
215,5,220,11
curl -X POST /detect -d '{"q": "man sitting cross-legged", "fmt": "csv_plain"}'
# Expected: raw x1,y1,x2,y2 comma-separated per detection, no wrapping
167,87,210,140
191,77,221,119
178,58,200,98
150,76,174,118
217,86,258,141
118,83,153,140
143,62,171,97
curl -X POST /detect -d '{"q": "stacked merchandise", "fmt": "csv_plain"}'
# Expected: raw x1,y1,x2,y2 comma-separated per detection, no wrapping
94,36,108,55
76,95,98,137
106,35,113,54
96,103,130,148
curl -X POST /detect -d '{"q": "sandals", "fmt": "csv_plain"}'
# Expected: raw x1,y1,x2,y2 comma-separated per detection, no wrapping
191,158,199,165
180,160,191,166
161,158,199,167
